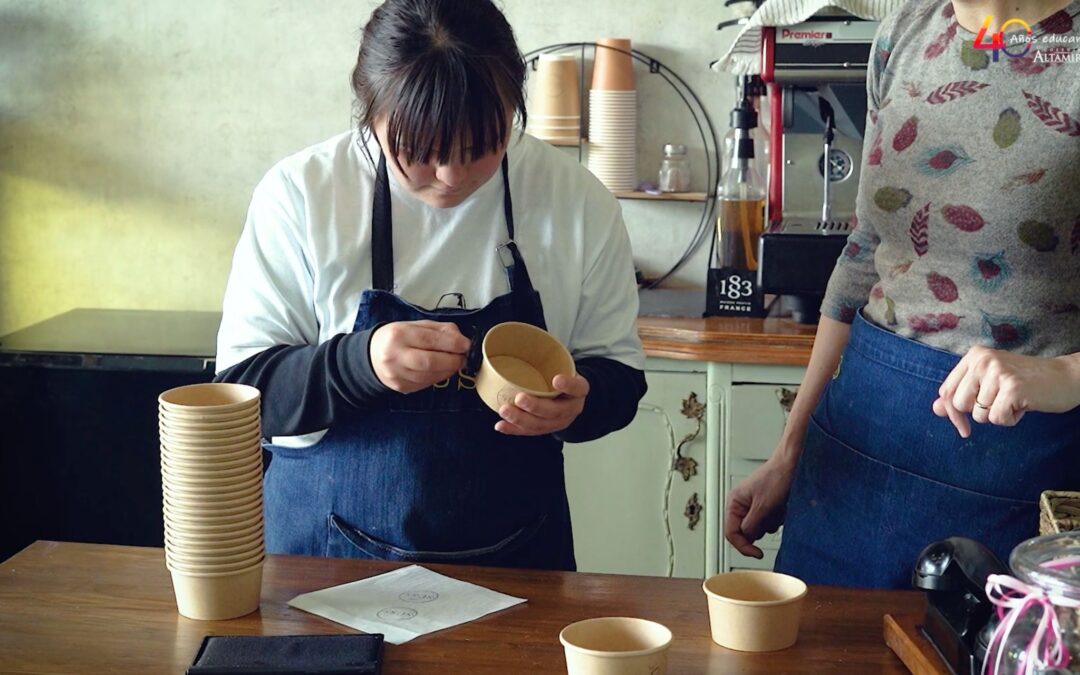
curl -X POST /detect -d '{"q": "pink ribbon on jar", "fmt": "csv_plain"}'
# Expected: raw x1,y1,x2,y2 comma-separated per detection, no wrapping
983,571,1080,674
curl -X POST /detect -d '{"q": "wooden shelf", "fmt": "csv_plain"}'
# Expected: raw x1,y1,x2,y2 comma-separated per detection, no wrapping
546,138,583,147
613,191,709,202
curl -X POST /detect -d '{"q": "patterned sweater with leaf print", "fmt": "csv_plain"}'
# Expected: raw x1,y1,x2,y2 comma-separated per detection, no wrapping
820,0,1080,357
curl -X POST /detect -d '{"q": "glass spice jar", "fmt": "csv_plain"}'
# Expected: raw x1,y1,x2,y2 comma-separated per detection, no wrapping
658,144,691,193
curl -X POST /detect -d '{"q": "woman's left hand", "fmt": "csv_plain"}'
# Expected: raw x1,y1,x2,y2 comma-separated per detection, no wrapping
495,373,590,436
933,346,1080,437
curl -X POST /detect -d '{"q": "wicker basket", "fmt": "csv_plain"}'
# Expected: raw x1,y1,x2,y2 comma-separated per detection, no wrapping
1040,491,1080,535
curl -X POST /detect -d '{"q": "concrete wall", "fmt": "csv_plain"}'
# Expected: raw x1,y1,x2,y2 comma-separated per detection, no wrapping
0,0,739,335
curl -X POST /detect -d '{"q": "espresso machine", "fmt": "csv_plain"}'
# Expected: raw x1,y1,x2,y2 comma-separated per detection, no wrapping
756,13,878,322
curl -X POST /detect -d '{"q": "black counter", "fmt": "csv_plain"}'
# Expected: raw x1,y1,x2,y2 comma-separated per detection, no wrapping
0,309,222,561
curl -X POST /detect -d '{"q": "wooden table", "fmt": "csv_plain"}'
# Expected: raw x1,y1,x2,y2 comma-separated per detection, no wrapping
637,316,816,366
0,541,923,674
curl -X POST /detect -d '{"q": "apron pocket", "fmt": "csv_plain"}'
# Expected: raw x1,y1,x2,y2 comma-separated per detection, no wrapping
327,512,548,564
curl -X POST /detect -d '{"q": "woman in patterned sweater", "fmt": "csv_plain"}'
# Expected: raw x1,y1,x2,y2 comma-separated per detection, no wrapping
726,0,1080,588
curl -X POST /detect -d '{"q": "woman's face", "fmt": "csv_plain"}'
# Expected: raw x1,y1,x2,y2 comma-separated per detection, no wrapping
373,118,509,209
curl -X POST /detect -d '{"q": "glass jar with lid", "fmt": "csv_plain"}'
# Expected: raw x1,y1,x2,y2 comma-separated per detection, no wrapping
986,533,1080,674
658,144,691,193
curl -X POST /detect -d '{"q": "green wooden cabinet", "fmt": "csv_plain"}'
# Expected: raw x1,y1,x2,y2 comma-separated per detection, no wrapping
563,358,710,578
563,358,805,578
715,363,805,574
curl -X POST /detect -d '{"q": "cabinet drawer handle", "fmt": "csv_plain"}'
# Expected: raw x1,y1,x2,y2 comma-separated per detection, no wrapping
673,392,705,481
776,387,798,419
684,493,702,530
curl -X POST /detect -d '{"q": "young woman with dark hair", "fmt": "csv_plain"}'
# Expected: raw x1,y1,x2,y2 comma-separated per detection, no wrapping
213,0,646,570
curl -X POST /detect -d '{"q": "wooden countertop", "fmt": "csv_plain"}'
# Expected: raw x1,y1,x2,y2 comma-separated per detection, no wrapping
0,541,924,674
638,315,817,366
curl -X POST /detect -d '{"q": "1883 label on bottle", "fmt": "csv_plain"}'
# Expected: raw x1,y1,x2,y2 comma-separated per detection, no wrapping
706,267,765,317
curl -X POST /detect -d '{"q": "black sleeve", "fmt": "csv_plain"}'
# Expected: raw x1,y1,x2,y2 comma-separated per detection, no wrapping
554,356,647,444
213,329,390,438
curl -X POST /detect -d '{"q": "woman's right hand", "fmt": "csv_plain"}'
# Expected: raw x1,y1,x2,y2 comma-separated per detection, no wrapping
724,453,798,559
369,320,471,394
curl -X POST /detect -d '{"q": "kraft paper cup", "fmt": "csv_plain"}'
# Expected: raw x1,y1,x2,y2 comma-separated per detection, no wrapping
163,480,262,504
164,514,264,538
160,418,260,441
167,554,265,577
591,38,635,91
167,525,262,551
166,541,264,566
159,383,261,415
161,450,262,473
560,617,672,675
169,563,263,620
160,427,261,450
158,409,259,430
160,405,258,425
702,571,807,652
475,321,575,413
161,471,262,495
161,444,261,466
165,517,263,542
161,453,262,478
532,53,581,119
164,490,262,517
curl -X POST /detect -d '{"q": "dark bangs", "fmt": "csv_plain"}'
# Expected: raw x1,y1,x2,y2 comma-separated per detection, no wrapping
381,51,522,166
351,0,528,167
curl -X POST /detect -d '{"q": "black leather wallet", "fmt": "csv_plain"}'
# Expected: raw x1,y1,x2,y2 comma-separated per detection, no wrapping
186,634,384,674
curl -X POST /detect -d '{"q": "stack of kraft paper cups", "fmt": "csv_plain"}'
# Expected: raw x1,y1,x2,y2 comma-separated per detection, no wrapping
527,53,582,144
587,38,637,191
158,383,264,621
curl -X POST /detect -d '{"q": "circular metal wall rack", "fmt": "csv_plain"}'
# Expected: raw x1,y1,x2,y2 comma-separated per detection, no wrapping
522,42,721,287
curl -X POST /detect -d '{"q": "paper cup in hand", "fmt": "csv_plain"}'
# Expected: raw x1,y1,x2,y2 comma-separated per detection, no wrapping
702,571,807,652
475,321,575,413
559,617,672,675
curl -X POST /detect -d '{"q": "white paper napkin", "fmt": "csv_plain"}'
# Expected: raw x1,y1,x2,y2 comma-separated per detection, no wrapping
287,565,527,644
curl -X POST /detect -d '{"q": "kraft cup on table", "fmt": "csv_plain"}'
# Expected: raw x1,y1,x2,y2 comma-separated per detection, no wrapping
559,617,672,675
591,38,634,91
475,321,576,413
169,564,264,621
702,571,808,652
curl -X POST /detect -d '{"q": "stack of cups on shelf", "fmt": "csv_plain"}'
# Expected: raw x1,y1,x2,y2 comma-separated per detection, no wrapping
159,382,265,621
527,53,581,144
587,38,637,191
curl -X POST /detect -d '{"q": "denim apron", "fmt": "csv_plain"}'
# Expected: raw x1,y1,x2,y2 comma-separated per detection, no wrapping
263,153,576,570
775,311,1080,589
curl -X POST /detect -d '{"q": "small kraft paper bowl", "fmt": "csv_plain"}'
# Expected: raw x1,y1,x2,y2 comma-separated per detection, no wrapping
702,570,807,652
560,617,672,675
475,321,575,413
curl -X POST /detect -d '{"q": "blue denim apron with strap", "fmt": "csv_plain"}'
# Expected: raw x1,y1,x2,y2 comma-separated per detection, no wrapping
775,310,1080,589
263,153,576,570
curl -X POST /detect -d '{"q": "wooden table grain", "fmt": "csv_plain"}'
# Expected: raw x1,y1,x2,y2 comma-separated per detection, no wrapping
0,541,923,674
637,316,816,366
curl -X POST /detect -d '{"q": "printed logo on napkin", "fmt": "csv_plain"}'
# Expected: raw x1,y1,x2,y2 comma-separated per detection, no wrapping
288,565,526,644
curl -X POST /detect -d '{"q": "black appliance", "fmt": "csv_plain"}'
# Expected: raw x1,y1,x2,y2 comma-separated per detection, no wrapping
912,537,1010,674
0,309,220,561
